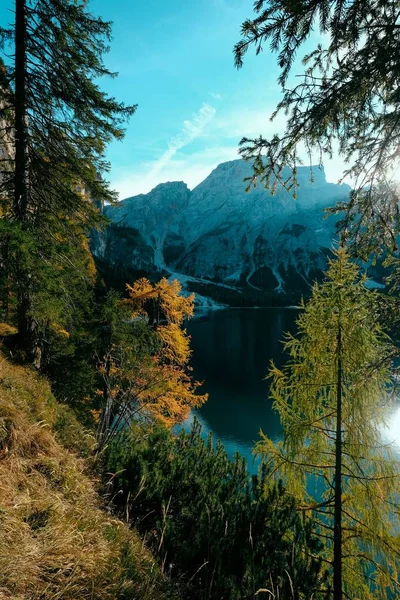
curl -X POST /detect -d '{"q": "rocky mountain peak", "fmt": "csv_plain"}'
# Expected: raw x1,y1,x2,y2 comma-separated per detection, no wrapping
92,159,350,305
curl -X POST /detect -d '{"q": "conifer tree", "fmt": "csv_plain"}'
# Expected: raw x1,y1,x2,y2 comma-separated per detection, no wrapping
0,0,136,364
96,279,207,450
234,0,400,255
258,248,400,599
107,419,324,600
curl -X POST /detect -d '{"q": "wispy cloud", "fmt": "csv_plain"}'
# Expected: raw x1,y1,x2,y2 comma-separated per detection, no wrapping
111,103,220,198
113,144,239,200
110,98,348,201
147,103,216,180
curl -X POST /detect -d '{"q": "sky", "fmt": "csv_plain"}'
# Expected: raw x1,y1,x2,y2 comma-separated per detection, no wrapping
0,0,347,199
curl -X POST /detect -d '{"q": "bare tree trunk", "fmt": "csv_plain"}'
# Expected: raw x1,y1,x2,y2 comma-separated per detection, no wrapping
14,0,41,367
333,323,343,600
15,0,28,222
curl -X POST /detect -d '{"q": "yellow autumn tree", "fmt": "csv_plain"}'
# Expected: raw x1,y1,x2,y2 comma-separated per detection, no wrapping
97,279,207,450
126,277,195,362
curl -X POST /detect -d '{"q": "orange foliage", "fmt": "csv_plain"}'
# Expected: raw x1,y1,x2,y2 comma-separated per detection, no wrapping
97,279,207,445
126,277,194,325
99,348,207,429
81,236,97,283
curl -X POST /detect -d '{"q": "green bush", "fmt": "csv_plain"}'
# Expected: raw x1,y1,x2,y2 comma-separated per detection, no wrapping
107,420,325,599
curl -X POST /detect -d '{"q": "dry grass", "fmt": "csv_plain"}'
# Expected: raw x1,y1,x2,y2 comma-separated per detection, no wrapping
0,352,176,600
0,323,17,337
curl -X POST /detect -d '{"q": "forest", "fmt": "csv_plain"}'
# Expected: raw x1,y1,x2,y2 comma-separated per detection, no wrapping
1,0,400,599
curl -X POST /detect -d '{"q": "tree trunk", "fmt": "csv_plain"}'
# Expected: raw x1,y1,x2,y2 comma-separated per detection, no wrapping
1,234,10,322
14,0,41,367
15,0,28,221
333,323,343,600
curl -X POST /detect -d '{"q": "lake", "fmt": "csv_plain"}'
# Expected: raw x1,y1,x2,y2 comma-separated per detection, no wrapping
184,308,400,474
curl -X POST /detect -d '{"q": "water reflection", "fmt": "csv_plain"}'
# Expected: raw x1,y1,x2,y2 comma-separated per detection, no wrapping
185,308,400,472
381,403,400,453
184,308,298,473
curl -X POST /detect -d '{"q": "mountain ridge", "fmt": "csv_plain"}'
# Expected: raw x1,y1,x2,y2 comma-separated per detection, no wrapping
92,159,351,306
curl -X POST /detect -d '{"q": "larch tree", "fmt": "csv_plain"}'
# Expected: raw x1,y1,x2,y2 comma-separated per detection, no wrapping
234,0,400,260
0,0,136,365
258,247,400,599
96,278,208,451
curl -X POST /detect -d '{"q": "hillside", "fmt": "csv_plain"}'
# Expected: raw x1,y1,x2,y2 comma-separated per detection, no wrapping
92,160,351,305
0,342,176,600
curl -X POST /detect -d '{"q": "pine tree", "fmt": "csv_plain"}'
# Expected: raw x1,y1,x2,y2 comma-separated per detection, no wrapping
0,0,136,364
258,248,400,598
234,0,400,256
107,419,324,600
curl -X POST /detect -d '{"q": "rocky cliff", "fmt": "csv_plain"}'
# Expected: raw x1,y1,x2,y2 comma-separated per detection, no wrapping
92,160,351,305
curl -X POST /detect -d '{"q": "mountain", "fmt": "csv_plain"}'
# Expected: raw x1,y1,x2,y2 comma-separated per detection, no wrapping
91,160,351,306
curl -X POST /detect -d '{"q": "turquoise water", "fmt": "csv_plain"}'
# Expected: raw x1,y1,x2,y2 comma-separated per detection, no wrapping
183,308,297,473
184,308,400,474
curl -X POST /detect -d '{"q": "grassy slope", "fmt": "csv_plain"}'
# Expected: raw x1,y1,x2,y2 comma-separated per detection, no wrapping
0,349,176,600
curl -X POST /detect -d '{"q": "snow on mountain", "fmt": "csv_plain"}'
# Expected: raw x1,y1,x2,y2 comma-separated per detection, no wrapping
91,160,351,305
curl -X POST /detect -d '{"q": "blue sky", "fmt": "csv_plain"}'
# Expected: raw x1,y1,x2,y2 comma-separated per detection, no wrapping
1,0,346,199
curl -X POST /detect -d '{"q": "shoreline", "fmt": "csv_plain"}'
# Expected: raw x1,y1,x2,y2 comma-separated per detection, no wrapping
191,304,302,320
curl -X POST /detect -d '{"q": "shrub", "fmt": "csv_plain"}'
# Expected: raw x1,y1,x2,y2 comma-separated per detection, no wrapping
107,420,325,599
